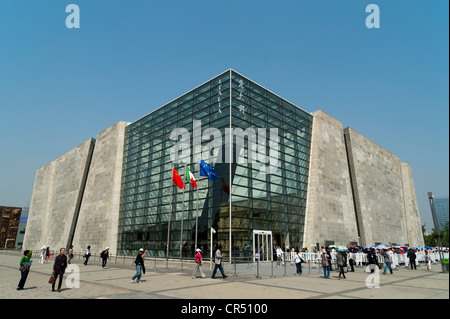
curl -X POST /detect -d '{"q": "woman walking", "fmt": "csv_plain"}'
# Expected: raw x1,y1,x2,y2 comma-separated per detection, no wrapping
68,245,74,264
44,247,51,263
17,250,32,290
425,250,432,271
39,246,46,264
192,249,206,279
321,252,330,278
83,245,91,265
52,248,67,292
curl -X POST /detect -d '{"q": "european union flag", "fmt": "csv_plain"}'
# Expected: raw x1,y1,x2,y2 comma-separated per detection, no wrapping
199,160,218,181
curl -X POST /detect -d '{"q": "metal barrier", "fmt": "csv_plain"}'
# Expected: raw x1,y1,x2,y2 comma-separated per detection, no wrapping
225,251,450,279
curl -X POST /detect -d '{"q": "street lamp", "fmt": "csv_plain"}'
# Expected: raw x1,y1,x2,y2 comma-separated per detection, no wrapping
428,192,446,273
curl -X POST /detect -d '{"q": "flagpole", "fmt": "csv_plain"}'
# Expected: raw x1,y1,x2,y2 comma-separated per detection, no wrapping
166,166,173,269
229,69,233,263
195,178,199,251
180,168,185,261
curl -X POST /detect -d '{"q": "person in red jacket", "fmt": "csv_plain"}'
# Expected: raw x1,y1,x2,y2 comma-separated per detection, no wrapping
192,249,206,279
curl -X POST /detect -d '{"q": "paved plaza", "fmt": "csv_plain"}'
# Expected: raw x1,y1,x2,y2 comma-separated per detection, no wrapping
0,252,448,300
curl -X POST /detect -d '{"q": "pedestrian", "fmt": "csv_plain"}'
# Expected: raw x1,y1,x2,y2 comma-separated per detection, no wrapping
45,247,51,263
337,251,346,279
68,245,74,264
17,250,32,290
407,248,417,270
83,245,91,265
321,252,330,278
388,248,396,270
52,248,67,292
425,250,432,271
131,248,147,283
294,250,305,275
39,246,46,264
276,245,283,267
381,249,393,275
211,245,228,279
367,249,379,273
348,251,355,272
326,249,333,271
290,247,296,265
101,247,109,268
272,244,277,264
192,248,206,279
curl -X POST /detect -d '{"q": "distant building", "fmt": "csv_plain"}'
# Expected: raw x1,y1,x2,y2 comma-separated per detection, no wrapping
15,207,29,249
434,196,449,231
0,206,22,249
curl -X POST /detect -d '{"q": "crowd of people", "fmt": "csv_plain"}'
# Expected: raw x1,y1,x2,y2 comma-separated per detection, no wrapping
15,243,448,292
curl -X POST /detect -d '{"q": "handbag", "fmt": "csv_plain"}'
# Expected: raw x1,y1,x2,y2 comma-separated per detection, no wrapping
48,274,56,284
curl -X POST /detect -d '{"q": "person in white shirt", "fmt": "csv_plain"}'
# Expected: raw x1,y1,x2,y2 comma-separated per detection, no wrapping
276,246,283,267
294,250,305,275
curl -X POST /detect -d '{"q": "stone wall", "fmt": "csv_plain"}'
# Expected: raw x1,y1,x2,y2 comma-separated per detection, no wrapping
344,127,418,246
401,162,425,246
303,111,359,247
23,138,95,251
71,122,128,256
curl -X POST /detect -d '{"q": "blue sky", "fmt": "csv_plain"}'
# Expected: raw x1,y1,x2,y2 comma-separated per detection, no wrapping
0,0,448,233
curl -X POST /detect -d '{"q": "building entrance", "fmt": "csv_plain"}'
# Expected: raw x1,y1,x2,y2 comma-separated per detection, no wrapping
253,230,273,262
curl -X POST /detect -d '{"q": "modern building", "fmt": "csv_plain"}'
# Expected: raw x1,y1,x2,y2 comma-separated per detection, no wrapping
434,196,449,231
23,69,424,260
14,207,29,249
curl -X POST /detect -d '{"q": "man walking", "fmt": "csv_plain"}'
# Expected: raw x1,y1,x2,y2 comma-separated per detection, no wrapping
52,248,67,292
101,247,110,269
211,245,228,279
131,248,147,283
336,252,346,279
381,249,393,275
294,250,305,275
367,248,379,274
407,248,417,270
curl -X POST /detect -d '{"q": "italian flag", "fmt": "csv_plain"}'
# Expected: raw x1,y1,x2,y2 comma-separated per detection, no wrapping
185,166,197,189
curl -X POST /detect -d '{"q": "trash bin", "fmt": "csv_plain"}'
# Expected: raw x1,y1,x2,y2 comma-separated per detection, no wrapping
444,258,449,272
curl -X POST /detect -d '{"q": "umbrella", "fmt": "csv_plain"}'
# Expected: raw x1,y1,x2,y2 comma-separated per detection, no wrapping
400,246,408,249
375,244,388,250
337,245,349,252
328,244,337,248
424,246,431,249
364,245,376,249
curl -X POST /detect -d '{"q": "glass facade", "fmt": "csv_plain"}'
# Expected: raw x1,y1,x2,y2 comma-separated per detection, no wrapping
435,196,449,230
118,70,312,259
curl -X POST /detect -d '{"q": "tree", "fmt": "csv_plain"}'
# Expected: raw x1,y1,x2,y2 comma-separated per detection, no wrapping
423,222,449,248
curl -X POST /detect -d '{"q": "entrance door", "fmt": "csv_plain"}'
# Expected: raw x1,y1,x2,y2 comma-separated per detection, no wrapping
253,230,273,262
